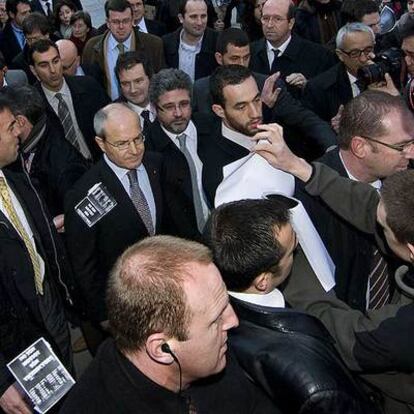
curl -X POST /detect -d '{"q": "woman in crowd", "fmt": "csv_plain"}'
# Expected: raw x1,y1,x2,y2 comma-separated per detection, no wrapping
70,10,97,56
54,0,77,38
241,0,264,41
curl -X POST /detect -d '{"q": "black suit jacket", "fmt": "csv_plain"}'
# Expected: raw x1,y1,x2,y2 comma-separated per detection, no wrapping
31,0,82,15
64,154,163,322
198,117,250,206
302,63,353,122
229,298,378,414
162,27,218,80
0,21,24,66
0,169,75,395
36,75,111,161
144,18,167,37
249,35,336,96
145,117,207,240
294,149,395,311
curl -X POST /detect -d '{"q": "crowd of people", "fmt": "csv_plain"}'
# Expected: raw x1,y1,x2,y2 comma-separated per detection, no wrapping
0,0,414,412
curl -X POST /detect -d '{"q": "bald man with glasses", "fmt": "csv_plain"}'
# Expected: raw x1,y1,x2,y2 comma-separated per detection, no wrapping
64,103,163,354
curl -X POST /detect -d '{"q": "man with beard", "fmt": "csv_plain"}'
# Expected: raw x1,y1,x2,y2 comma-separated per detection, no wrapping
200,64,275,204
146,68,210,240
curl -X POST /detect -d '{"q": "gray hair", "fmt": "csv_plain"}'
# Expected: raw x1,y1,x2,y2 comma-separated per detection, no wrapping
93,102,132,139
148,68,193,106
336,22,375,49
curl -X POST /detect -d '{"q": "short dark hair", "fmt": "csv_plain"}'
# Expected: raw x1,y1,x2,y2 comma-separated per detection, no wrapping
53,0,77,25
22,12,50,36
0,95,14,114
149,68,192,106
398,14,414,41
338,91,413,149
206,198,290,292
210,64,253,106
6,0,30,16
105,0,132,18
28,38,59,66
178,0,207,16
115,51,153,82
216,27,249,55
287,1,296,20
70,10,92,28
340,0,379,25
107,236,213,352
381,170,414,244
4,85,45,124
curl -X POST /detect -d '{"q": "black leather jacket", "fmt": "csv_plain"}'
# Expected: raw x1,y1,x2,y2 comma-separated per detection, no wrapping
229,298,380,414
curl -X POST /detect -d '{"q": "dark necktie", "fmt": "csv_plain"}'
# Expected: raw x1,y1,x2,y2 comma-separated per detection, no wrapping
55,93,80,152
127,169,154,235
44,1,52,16
270,49,280,74
117,43,125,54
177,134,208,232
368,248,390,309
140,110,151,131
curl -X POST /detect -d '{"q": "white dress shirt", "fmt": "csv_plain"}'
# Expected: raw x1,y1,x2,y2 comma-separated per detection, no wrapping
346,71,361,98
229,288,286,308
178,30,203,81
104,154,156,227
136,18,148,33
161,121,209,218
107,32,132,100
222,122,254,150
266,35,291,69
127,102,156,127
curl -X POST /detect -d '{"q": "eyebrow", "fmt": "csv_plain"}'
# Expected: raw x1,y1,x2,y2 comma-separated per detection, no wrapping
234,92,261,107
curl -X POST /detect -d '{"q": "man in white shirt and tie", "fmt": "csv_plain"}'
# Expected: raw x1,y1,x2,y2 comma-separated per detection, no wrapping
64,102,163,354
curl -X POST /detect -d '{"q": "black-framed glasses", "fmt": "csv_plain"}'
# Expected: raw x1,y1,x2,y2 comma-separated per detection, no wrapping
339,46,375,59
361,135,414,152
105,133,146,151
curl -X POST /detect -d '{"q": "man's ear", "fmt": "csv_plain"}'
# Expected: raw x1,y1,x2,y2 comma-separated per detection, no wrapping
29,65,40,82
95,136,106,154
178,13,184,25
407,243,414,263
215,52,223,65
146,333,175,365
350,136,368,159
212,103,225,119
252,272,271,292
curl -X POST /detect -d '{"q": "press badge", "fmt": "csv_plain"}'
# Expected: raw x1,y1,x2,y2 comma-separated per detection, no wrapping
75,182,117,228
7,338,75,413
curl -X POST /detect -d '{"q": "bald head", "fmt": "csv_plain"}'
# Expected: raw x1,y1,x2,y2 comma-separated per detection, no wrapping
56,39,80,76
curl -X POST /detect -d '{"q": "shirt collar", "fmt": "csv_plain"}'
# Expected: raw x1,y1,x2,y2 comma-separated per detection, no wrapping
221,122,254,150
346,71,358,85
229,289,285,308
160,120,196,143
179,29,203,51
266,35,291,56
104,153,144,180
108,32,132,50
339,151,382,189
41,77,68,100
127,101,151,115
137,18,147,32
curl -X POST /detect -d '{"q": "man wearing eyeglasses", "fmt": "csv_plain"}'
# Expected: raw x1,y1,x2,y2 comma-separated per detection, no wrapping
82,0,165,100
303,22,376,124
296,90,414,312
64,102,163,354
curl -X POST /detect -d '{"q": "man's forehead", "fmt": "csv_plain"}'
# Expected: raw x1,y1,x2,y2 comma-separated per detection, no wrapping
222,77,259,101
159,89,190,103
120,63,145,78
402,36,414,51
34,48,59,63
342,31,374,48
184,0,207,15
109,8,132,18
224,44,250,56
263,0,289,15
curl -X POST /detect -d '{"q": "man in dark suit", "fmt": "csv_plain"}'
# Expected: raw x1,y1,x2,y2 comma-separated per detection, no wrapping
31,0,82,16
162,0,218,81
200,64,335,205
207,197,378,414
64,103,163,353
0,0,31,65
0,95,74,414
29,39,110,161
82,0,165,100
249,0,336,97
194,28,337,160
296,91,414,311
56,38,105,87
0,51,27,87
303,22,376,124
146,68,209,240
5,85,89,218
114,51,155,134
128,0,166,36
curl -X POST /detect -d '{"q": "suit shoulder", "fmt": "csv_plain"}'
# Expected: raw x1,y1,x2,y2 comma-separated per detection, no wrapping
66,161,106,200
306,63,342,90
250,39,264,53
143,151,163,168
138,30,162,45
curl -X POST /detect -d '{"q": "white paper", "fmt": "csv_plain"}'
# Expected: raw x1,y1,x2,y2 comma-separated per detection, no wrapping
215,154,335,291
